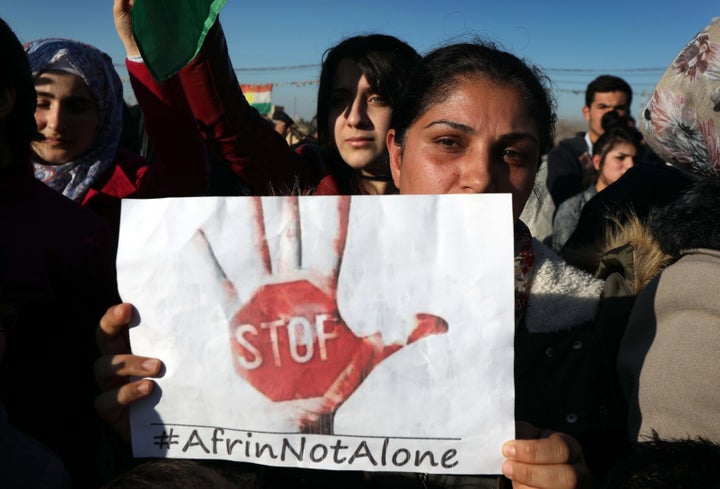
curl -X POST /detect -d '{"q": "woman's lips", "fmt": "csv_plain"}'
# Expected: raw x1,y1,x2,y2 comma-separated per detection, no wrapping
42,136,68,146
345,137,373,148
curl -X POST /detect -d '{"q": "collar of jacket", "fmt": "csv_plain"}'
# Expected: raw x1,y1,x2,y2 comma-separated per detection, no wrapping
524,239,604,333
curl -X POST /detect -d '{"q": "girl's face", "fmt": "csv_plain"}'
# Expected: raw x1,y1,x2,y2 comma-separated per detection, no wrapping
387,75,540,221
32,70,99,165
328,58,392,174
594,141,636,191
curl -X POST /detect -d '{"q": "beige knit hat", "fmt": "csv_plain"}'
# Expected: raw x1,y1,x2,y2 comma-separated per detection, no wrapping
639,18,720,176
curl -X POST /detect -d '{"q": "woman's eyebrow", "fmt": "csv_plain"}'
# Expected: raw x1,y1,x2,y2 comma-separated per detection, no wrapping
34,90,94,103
498,132,539,144
34,89,56,98
330,87,352,95
424,119,474,133
423,120,539,145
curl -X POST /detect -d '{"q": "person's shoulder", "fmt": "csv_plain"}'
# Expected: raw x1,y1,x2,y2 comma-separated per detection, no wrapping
553,191,588,234
546,134,587,167
90,149,148,198
2,173,115,261
564,132,586,143
554,133,587,153
313,173,342,195
28,177,109,229
660,250,720,294
292,141,322,166
114,148,149,174
556,191,584,214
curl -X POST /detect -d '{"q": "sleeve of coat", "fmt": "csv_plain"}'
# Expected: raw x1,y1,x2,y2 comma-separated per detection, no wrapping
175,20,313,195
126,59,210,198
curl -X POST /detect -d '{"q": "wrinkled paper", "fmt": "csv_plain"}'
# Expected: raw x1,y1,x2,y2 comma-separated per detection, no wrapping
118,194,515,475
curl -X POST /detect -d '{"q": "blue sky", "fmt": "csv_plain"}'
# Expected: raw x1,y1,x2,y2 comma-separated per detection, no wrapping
2,1,716,121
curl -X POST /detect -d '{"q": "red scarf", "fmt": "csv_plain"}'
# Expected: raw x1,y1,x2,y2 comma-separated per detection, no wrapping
514,221,534,329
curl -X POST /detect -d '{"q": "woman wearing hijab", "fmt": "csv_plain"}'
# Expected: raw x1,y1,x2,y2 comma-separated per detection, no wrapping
24,37,208,231
617,17,720,444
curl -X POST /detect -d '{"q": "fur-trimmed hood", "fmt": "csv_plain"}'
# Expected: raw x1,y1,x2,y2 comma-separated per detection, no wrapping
562,176,720,298
589,216,673,296
525,239,604,333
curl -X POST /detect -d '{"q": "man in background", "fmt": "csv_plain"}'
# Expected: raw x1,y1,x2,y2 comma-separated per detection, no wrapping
547,75,632,207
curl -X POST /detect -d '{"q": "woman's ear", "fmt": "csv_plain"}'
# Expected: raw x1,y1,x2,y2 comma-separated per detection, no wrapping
387,129,403,190
0,87,16,119
592,153,602,171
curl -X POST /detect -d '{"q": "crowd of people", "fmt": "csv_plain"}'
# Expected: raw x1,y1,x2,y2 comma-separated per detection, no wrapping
1,0,719,487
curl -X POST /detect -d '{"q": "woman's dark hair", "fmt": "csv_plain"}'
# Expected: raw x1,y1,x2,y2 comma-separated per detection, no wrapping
391,41,556,162
592,125,642,166
601,109,635,132
101,459,253,489
0,18,40,164
316,34,420,193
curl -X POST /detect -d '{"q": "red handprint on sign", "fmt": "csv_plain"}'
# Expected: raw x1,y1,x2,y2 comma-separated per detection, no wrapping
193,196,448,434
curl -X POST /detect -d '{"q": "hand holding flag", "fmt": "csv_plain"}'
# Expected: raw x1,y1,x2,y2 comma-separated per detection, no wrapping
129,0,228,81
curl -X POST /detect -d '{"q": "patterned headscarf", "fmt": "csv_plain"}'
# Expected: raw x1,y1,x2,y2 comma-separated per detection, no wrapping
25,38,123,202
640,18,720,177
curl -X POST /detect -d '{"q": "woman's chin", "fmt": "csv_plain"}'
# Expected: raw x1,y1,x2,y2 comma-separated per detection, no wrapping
32,148,76,166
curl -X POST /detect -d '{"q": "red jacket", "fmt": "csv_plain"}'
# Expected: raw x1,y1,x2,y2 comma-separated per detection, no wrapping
80,60,209,231
174,21,355,196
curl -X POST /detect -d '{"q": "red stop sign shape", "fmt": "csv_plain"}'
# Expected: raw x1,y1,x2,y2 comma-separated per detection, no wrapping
229,279,364,401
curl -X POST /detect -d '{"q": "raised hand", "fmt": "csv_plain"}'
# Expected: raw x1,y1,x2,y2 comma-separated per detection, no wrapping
113,0,140,58
194,196,448,434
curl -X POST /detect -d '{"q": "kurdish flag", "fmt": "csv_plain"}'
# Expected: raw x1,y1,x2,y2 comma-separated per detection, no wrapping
132,0,228,82
241,84,273,115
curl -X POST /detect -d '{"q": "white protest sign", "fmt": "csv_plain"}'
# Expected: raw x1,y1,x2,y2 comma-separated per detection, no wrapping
117,194,515,475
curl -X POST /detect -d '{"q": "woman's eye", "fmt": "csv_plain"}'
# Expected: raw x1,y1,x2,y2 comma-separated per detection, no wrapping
36,99,50,110
434,137,462,151
502,148,528,165
68,100,95,114
329,94,349,108
368,94,386,105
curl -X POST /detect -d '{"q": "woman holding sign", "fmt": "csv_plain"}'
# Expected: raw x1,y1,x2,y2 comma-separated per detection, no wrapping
384,42,625,488
95,37,623,489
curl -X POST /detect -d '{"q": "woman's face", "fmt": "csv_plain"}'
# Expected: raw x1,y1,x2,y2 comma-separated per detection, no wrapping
594,142,636,191
388,75,540,221
328,58,392,174
32,70,99,165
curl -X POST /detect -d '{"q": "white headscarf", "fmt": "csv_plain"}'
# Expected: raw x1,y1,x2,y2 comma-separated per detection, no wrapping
25,38,123,202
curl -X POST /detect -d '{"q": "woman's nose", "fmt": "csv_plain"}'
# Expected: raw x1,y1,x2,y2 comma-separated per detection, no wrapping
460,155,494,193
44,104,62,130
346,98,371,128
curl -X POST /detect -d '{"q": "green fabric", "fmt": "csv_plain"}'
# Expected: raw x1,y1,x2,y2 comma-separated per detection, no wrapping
132,0,228,82
595,242,635,280
252,102,272,116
